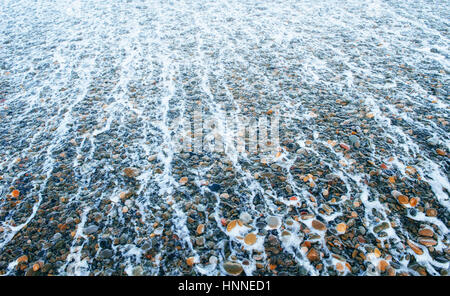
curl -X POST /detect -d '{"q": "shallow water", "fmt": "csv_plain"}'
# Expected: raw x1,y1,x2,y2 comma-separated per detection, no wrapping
0,0,448,276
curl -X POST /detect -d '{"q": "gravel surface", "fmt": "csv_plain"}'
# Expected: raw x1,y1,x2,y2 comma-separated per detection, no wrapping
0,0,449,276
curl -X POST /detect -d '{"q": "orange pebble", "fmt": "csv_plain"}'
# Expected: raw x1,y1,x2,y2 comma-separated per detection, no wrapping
336,262,344,272
32,263,40,272
398,195,409,205
186,257,195,266
378,260,389,272
409,197,418,207
11,190,20,198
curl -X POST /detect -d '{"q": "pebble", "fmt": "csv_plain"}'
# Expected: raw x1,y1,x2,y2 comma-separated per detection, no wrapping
348,135,360,147
426,208,437,217
32,262,41,272
436,149,446,156
195,237,205,246
339,143,350,151
311,220,327,231
209,256,218,265
11,190,20,198
196,224,205,235
84,225,99,235
239,212,251,224
266,216,281,229
256,221,267,229
132,266,144,276
17,255,28,263
179,177,188,185
219,193,229,199
407,240,424,255
52,233,62,241
123,167,140,178
358,226,366,235
208,183,221,192
244,233,257,245
306,248,320,262
223,261,243,275
418,228,434,237
336,223,347,234
98,249,114,259
373,222,389,233
418,238,437,246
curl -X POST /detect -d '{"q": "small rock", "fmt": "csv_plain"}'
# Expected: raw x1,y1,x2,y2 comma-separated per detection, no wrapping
425,208,437,217
339,143,350,151
311,220,327,231
397,195,409,205
17,255,28,264
209,256,218,265
195,237,204,246
436,148,446,156
52,233,62,241
266,216,281,229
132,266,144,276
98,249,114,259
223,261,243,275
84,225,99,235
336,223,347,234
418,228,434,237
123,167,140,178
244,233,257,245
307,248,320,262
239,212,251,224
349,135,360,147
373,222,389,233
32,262,40,272
179,177,188,185
419,238,437,246
407,240,424,255
208,183,221,192
186,257,195,266
219,193,229,199
196,224,205,235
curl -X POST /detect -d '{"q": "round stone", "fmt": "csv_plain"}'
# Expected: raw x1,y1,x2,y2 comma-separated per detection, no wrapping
244,233,257,245
223,261,243,275
266,216,281,229
239,212,251,224
312,220,327,231
209,256,218,265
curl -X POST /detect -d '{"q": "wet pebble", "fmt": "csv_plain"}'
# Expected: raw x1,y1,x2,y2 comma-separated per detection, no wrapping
84,225,99,235
223,261,243,275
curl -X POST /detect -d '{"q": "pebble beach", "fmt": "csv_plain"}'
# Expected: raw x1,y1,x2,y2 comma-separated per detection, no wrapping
0,0,449,276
